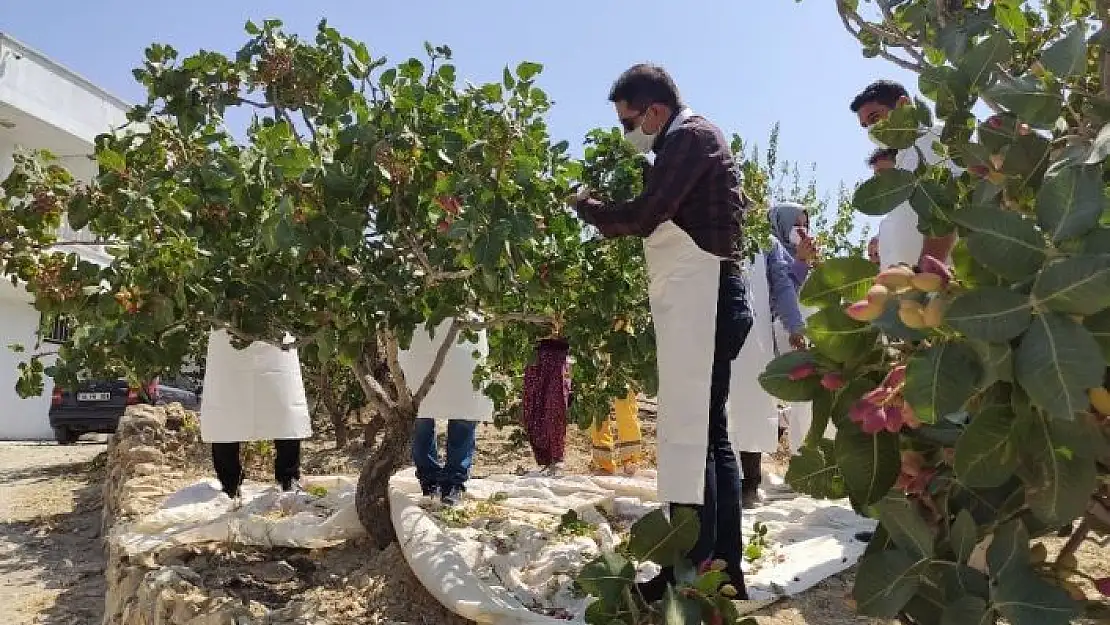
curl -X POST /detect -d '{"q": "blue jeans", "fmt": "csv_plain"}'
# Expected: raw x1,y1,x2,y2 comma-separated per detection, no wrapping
412,418,478,491
675,266,753,586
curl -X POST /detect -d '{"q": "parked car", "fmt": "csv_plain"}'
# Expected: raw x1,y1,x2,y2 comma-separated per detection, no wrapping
49,377,200,444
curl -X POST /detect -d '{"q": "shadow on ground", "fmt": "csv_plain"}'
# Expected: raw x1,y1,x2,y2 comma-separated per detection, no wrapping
0,449,107,625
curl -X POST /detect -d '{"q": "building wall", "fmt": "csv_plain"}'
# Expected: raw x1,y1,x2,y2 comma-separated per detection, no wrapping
0,280,55,440
0,34,126,440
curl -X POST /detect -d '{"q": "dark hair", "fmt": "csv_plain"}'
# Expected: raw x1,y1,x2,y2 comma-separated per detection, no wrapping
850,80,909,113
866,147,898,166
608,64,682,111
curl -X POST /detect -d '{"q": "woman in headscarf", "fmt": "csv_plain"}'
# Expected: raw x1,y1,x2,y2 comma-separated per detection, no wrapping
736,202,820,506
768,202,817,288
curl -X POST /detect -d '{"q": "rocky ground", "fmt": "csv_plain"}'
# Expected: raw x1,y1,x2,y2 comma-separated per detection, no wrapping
2,411,1106,624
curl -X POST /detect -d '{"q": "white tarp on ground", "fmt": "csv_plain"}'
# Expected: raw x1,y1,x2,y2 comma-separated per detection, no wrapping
110,469,875,624
111,475,365,555
389,468,876,624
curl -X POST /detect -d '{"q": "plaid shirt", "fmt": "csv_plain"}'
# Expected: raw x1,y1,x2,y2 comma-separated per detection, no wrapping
577,114,744,260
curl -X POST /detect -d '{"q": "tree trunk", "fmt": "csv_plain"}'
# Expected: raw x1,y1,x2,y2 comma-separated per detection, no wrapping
355,410,415,546
331,411,349,449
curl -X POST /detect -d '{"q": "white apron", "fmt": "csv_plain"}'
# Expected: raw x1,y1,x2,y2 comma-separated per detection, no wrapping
200,330,312,443
729,254,780,454
398,319,494,422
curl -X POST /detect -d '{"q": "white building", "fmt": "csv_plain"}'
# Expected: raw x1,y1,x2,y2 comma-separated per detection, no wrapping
0,33,126,439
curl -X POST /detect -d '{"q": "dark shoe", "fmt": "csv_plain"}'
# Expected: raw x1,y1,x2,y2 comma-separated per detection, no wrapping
635,566,675,603
854,531,874,542
440,484,464,506
741,489,763,510
280,479,302,493
420,483,440,499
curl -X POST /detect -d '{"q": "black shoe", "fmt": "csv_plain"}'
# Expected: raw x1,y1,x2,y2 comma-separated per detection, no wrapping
420,483,440,499
635,566,675,603
741,489,763,510
280,478,302,493
440,484,464,506
854,531,874,542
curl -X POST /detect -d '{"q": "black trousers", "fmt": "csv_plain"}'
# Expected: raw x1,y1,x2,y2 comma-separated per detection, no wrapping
672,266,753,591
740,451,763,493
211,439,302,496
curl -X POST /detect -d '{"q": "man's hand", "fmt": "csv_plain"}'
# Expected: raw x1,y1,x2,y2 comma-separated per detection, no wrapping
789,332,807,351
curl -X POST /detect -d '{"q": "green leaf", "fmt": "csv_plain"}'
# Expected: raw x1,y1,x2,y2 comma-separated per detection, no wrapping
920,65,972,117
1014,313,1104,421
1083,308,1110,361
904,342,984,424
1036,163,1105,243
941,596,991,625
1032,255,1110,315
971,340,1014,385
785,441,845,499
987,519,1030,579
626,507,699,568
1014,407,1100,524
799,256,877,307
96,149,126,174
949,509,978,563
950,206,1047,280
869,104,921,150
945,287,1033,343
852,169,917,216
909,180,957,224
875,494,935,559
982,75,1064,127
576,552,635,599
852,550,926,618
995,1,1029,42
954,405,1018,488
993,569,1080,625
1080,226,1110,254
1041,25,1088,77
835,427,900,507
804,307,877,364
515,61,543,81
759,351,822,401
957,31,1012,88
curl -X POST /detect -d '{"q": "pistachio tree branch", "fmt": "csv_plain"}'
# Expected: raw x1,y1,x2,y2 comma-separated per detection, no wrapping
463,312,557,329
353,353,397,414
381,329,414,413
835,1,925,72
414,317,461,406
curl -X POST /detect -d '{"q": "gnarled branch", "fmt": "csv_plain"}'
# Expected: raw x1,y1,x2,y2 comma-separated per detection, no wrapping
381,329,414,413
414,317,462,406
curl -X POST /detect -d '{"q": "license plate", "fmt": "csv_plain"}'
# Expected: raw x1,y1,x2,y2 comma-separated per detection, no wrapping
77,392,111,402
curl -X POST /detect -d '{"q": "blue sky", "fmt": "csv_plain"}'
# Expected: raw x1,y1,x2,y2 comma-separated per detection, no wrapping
1,0,917,209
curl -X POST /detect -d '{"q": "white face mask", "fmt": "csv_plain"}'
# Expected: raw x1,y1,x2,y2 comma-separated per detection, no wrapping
625,126,656,154
789,228,804,247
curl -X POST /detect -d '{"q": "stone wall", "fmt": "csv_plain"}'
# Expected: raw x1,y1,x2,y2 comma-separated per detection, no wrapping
102,405,256,625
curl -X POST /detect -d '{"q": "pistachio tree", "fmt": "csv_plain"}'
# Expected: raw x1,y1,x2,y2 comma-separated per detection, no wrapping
762,1,1110,622
0,20,656,546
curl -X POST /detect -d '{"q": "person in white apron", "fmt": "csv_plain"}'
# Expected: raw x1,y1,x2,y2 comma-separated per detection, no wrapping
573,63,753,601
851,80,961,267
737,203,811,506
200,330,312,498
397,318,494,506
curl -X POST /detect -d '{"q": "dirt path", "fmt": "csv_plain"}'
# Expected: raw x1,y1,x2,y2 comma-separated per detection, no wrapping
0,440,108,625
